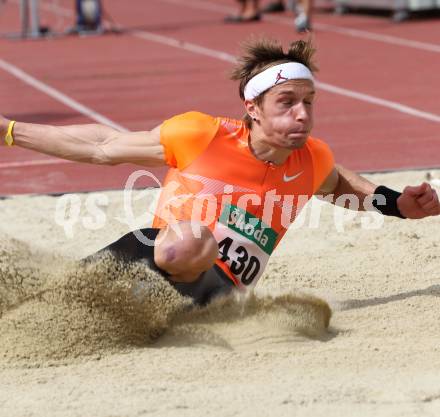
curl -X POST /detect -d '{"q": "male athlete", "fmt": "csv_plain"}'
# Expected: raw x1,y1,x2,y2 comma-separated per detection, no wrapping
1,39,439,305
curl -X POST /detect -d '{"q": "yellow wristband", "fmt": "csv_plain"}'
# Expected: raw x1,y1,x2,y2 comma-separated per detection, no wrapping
5,120,16,146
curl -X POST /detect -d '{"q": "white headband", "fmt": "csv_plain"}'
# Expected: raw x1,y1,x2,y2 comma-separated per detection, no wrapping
243,62,314,100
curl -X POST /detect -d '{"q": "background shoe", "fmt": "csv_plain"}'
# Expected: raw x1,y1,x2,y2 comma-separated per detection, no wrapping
224,14,261,23
262,1,285,13
294,13,311,32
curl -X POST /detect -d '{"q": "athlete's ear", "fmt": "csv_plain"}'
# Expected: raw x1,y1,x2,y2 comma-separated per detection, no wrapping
244,99,260,122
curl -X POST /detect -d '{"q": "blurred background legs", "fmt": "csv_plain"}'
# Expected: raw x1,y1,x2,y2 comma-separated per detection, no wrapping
225,0,261,23
67,0,102,35
239,0,313,32
261,0,286,13
294,0,313,32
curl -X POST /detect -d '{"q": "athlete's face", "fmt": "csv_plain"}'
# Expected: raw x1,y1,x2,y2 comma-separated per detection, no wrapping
249,79,315,149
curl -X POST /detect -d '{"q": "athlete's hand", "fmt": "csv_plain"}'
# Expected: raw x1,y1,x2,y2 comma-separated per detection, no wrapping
397,182,440,219
0,114,10,138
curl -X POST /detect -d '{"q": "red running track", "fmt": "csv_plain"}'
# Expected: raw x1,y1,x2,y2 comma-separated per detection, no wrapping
0,0,439,195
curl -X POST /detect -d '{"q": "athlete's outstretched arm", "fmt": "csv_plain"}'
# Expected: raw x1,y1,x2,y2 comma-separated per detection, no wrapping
318,164,375,205
318,164,440,219
0,115,166,167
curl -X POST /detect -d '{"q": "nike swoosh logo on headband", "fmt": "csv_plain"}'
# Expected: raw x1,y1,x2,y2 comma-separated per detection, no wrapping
283,171,303,182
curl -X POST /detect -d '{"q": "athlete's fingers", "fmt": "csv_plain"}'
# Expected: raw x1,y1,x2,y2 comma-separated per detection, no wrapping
421,189,440,214
403,183,428,198
402,185,417,197
431,188,438,205
417,185,438,208
415,185,434,206
420,182,431,193
0,115,10,136
421,199,437,212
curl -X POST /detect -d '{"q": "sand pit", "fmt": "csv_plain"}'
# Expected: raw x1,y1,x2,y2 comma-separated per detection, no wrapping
1,170,440,417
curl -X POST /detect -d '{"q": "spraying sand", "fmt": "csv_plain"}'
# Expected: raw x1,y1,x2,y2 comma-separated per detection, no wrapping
0,170,440,417
0,240,330,367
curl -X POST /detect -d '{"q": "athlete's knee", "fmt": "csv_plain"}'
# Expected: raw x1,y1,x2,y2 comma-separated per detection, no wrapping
154,222,218,283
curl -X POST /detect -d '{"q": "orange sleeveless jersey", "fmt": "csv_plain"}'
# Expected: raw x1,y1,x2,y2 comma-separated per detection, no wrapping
153,112,334,288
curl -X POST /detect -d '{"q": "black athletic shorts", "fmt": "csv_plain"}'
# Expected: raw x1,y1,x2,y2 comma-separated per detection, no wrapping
84,228,235,306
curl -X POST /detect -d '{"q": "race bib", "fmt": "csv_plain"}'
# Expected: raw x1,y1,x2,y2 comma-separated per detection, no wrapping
213,204,278,287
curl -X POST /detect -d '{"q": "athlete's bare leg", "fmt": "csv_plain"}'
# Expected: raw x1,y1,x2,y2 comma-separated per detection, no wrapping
302,0,313,21
295,0,313,32
154,222,219,284
226,0,260,21
242,0,260,18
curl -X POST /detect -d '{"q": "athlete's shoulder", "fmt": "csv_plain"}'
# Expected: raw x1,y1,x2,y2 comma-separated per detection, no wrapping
306,136,332,153
162,111,219,134
217,116,246,132
216,117,249,145
305,137,335,192
160,111,220,169
306,136,334,163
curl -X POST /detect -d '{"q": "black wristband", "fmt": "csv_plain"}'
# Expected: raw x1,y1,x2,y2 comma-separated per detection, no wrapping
372,185,406,218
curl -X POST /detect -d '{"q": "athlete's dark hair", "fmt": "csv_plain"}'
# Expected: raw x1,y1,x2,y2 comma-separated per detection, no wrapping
231,37,318,127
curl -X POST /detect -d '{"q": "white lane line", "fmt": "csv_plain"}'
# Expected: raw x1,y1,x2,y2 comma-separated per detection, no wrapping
0,59,127,132
132,30,237,62
161,0,232,14
0,159,73,169
162,0,440,54
316,82,440,123
0,55,127,170
132,31,440,124
313,22,440,53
